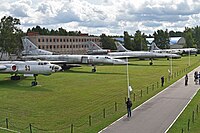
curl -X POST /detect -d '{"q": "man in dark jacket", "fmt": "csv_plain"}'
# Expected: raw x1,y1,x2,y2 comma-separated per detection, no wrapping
126,98,132,117
161,76,164,87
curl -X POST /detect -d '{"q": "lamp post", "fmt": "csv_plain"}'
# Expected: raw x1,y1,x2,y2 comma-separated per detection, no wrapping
188,50,191,66
126,57,130,98
170,54,172,76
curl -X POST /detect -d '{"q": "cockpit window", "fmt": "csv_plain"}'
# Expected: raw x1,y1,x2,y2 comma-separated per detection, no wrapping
105,57,110,59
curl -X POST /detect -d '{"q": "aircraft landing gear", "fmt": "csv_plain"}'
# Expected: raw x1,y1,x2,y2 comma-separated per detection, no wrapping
31,74,38,86
149,59,153,65
92,66,96,73
11,75,20,80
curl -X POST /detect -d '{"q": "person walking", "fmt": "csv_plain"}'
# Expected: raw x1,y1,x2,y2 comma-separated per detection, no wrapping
198,72,200,85
194,71,198,84
185,74,188,86
126,98,132,117
161,76,164,87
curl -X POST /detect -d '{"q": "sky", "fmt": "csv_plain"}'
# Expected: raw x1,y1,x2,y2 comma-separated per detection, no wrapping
1,0,200,36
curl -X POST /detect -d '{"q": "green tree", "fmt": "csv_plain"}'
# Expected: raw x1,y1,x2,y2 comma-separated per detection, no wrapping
133,30,147,51
100,34,116,50
192,26,200,49
183,27,194,48
0,16,24,59
153,29,170,49
124,31,133,50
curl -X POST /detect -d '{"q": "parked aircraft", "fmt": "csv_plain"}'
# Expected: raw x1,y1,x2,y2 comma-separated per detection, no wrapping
21,37,127,72
106,42,181,65
150,42,198,56
0,60,61,86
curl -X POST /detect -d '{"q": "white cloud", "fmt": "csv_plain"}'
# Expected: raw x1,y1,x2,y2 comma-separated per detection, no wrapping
0,0,200,35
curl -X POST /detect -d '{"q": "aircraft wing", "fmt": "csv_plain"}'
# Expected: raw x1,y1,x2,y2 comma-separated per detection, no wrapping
45,61,81,70
110,56,132,59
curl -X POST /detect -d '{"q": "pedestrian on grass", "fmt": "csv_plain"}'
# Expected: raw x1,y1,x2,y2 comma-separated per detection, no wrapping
126,98,132,117
161,76,164,87
185,74,188,86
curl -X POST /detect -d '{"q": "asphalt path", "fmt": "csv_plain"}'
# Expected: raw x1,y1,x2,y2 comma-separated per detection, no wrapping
99,66,200,133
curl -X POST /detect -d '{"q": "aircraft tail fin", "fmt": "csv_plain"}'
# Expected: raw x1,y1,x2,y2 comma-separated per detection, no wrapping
21,37,53,55
22,37,38,51
150,42,160,51
115,42,129,52
87,41,102,50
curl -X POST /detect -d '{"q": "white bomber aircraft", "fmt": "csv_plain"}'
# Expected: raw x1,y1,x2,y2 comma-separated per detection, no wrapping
150,42,198,56
88,41,181,65
21,37,127,72
0,60,61,86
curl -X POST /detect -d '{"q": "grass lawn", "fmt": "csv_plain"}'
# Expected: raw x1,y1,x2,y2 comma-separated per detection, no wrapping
0,55,199,133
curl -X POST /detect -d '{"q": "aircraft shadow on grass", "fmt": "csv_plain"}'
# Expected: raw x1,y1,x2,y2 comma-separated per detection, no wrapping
0,77,52,92
64,69,126,75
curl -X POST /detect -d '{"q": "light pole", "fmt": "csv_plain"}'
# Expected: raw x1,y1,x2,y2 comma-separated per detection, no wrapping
188,50,191,66
170,54,172,76
126,57,131,98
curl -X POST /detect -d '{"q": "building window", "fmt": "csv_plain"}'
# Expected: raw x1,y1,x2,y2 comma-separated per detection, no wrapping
38,46,41,49
42,46,45,49
64,45,66,48
53,38,55,42
50,45,52,49
50,38,52,42
42,38,45,42
38,38,40,42
60,39,62,42
63,39,65,42
57,39,59,42
53,45,56,49
46,38,48,42
57,45,59,48
67,45,69,48
60,45,62,48
46,45,49,49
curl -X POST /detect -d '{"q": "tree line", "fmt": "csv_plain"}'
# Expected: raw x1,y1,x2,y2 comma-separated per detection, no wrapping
0,15,200,59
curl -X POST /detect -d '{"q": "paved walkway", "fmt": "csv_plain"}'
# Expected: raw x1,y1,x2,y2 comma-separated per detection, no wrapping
99,66,200,133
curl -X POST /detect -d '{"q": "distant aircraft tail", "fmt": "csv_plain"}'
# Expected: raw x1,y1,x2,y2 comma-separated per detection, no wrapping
87,41,102,50
150,42,160,51
115,42,130,52
21,37,53,55
85,41,110,55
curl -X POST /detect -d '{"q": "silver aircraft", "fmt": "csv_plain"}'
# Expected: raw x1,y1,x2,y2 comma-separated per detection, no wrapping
21,37,127,72
150,42,198,56
0,60,61,86
87,41,181,65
